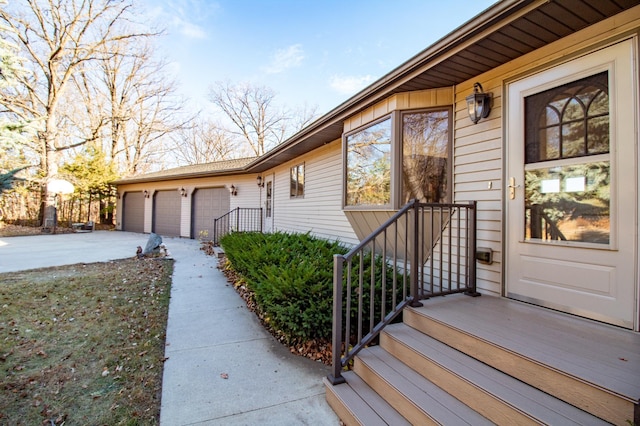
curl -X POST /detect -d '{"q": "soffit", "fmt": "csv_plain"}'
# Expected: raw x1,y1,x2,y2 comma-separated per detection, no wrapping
247,0,639,173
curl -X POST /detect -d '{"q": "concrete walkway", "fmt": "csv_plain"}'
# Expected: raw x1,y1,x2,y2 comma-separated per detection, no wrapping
0,231,339,425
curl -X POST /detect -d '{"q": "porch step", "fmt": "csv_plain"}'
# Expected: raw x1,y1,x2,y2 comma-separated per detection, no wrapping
323,372,410,426
382,323,608,425
404,294,640,425
354,345,494,425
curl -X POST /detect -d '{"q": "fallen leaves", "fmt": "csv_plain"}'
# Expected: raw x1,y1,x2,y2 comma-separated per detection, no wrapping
0,257,173,424
217,255,334,365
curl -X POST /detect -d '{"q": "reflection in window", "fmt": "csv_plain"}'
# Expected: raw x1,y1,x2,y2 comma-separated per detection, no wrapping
346,118,391,206
402,110,450,203
525,162,610,244
290,164,304,198
525,72,609,163
265,181,272,218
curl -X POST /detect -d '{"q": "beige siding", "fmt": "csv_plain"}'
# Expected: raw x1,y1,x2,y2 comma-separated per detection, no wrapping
344,87,454,132
229,174,262,210
268,139,359,246
452,7,640,296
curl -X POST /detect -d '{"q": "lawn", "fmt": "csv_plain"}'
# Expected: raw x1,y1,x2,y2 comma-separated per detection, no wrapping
0,242,173,425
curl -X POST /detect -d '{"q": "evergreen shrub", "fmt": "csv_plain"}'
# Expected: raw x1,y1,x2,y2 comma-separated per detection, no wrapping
220,231,405,343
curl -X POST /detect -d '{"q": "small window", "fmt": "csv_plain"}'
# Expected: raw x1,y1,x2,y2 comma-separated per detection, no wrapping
345,117,392,207
525,72,609,164
290,163,304,198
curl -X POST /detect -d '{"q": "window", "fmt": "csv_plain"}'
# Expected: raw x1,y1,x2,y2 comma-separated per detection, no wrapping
344,110,450,208
290,163,305,198
345,117,392,207
524,72,610,244
402,110,450,203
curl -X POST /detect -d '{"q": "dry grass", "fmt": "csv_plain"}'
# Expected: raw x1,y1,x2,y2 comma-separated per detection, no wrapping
0,223,49,237
0,257,173,425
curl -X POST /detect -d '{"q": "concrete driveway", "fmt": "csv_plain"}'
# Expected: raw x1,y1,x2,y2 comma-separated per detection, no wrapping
0,231,155,273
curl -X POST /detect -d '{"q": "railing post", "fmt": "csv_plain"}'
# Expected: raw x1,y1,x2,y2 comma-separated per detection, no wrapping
465,200,481,297
328,254,346,385
410,200,423,307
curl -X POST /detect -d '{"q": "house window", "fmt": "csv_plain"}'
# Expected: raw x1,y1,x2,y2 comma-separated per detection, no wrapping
344,110,451,209
345,117,392,207
402,110,450,204
524,71,610,244
290,164,305,198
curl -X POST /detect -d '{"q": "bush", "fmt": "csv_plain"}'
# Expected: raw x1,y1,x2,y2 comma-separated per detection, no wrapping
221,232,345,343
220,232,405,345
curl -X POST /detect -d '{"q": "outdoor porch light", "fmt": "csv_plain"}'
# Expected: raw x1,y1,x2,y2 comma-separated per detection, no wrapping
256,175,264,187
466,82,492,124
229,184,237,196
179,187,187,197
143,190,150,198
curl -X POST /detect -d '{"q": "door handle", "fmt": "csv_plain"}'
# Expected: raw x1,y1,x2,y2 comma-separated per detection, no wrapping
508,177,520,200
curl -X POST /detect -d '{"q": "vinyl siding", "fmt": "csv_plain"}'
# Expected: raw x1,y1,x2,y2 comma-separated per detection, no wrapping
451,8,640,295
268,139,359,246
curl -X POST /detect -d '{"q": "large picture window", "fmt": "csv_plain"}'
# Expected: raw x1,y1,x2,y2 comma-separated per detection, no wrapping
344,110,451,208
402,110,450,204
345,118,392,207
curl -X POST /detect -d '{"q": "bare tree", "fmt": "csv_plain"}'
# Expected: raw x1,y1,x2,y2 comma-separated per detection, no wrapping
87,38,193,175
208,81,318,156
0,0,156,224
170,116,237,165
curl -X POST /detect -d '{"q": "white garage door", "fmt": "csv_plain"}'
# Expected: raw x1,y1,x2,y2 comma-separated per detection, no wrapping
191,187,230,240
153,190,181,237
122,191,144,233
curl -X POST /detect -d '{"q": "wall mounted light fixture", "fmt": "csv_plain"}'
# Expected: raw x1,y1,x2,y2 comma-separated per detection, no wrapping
256,175,264,188
229,184,238,196
143,190,150,198
179,187,187,197
465,82,492,124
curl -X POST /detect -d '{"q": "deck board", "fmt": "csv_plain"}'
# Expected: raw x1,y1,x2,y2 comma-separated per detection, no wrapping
413,294,640,400
383,323,609,425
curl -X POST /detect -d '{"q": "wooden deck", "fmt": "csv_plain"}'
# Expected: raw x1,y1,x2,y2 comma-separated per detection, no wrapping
412,294,640,402
326,294,640,425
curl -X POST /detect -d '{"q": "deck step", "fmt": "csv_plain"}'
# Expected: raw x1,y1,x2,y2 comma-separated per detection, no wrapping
403,294,640,425
354,345,493,426
323,372,410,426
382,323,608,425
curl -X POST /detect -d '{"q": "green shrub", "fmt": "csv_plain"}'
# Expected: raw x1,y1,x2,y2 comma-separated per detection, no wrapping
220,232,405,344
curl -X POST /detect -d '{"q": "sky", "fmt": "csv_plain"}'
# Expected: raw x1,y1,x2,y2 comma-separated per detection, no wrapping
142,0,497,117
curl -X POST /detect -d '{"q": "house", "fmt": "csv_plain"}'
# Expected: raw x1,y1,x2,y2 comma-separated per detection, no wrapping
114,0,640,423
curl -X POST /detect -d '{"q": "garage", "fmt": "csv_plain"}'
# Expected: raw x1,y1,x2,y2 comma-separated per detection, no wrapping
191,187,230,240
122,191,145,233
153,190,181,237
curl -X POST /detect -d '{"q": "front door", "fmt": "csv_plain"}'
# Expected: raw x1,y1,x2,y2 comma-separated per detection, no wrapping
263,175,274,233
506,39,638,329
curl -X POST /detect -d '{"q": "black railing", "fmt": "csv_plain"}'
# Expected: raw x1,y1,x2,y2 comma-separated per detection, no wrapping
213,207,263,245
527,204,566,241
328,200,478,384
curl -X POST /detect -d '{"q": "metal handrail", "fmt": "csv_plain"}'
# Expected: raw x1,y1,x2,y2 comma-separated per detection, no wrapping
328,200,477,384
213,207,263,245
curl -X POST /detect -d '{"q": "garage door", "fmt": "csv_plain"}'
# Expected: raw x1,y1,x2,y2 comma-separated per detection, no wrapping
153,190,181,237
122,191,144,233
191,187,230,240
